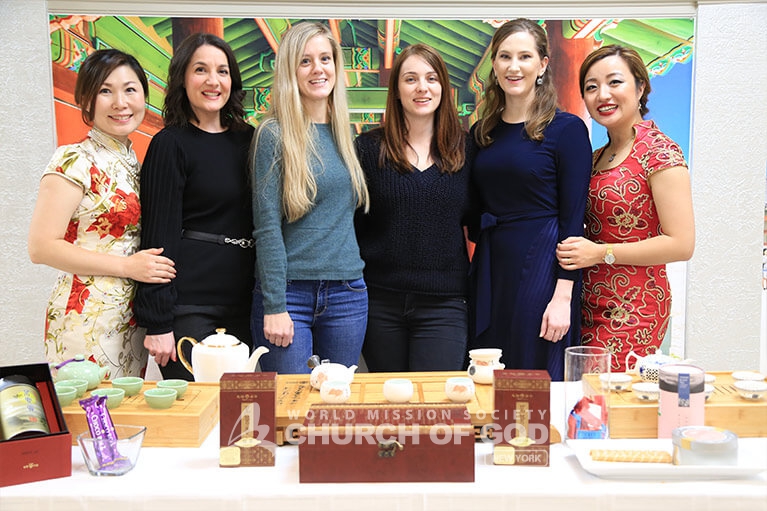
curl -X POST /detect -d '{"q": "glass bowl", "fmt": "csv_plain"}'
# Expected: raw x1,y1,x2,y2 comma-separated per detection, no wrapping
77,424,146,476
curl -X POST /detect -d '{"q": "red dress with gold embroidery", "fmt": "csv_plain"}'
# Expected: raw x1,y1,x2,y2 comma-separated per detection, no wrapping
581,121,687,371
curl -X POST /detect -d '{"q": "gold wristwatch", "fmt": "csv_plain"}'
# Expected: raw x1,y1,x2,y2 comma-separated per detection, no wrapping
603,244,615,265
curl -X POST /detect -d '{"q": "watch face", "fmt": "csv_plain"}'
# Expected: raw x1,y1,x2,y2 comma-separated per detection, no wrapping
604,252,616,264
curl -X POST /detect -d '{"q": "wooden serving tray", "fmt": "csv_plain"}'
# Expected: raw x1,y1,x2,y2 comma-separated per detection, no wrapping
585,371,767,438
62,382,219,447
275,371,496,445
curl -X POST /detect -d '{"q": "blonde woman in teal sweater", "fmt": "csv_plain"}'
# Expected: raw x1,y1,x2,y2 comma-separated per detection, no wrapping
250,22,369,374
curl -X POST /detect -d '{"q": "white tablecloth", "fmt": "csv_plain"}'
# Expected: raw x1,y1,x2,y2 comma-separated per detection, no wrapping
2,383,766,511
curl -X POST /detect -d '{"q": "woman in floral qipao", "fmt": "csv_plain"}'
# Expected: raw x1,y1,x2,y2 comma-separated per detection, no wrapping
28,49,176,378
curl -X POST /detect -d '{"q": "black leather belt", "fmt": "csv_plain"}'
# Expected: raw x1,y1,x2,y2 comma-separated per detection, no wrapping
181,229,255,249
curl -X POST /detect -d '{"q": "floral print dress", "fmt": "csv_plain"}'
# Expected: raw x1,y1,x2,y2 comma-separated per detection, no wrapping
581,120,687,372
43,128,146,378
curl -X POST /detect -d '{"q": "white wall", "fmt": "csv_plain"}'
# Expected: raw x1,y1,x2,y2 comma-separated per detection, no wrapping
1,0,765,372
687,3,767,371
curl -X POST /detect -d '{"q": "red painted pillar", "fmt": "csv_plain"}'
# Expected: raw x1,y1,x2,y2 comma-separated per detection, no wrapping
172,18,224,48
546,20,596,123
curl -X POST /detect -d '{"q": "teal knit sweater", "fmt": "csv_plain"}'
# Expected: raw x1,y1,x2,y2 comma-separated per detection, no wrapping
251,121,364,314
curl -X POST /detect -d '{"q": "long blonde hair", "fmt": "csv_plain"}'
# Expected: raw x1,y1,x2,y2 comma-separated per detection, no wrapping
264,21,368,222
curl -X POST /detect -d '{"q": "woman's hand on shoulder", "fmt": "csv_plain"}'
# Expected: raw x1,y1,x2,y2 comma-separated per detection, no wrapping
263,312,294,347
125,247,176,283
556,236,601,270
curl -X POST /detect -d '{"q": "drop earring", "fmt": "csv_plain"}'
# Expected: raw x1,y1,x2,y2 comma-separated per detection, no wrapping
536,75,543,86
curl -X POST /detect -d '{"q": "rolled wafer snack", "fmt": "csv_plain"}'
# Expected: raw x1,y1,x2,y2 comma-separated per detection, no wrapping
589,449,672,463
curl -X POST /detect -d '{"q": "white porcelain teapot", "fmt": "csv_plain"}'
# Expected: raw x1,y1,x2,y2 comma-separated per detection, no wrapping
625,350,679,383
177,329,269,382
307,355,357,390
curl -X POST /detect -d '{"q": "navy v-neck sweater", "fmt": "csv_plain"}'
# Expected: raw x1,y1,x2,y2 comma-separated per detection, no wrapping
354,129,476,297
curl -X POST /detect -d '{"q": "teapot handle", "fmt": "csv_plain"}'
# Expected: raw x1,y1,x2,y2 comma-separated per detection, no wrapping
176,337,198,377
625,351,639,373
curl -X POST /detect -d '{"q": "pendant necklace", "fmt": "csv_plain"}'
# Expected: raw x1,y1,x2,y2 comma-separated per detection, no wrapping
606,134,635,163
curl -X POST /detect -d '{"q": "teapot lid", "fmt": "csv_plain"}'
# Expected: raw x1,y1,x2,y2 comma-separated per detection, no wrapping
55,354,90,369
201,328,241,347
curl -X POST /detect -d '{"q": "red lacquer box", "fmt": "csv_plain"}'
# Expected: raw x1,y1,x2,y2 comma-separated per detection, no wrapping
0,363,72,487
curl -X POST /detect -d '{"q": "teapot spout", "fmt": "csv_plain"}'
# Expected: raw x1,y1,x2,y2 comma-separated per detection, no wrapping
245,346,270,373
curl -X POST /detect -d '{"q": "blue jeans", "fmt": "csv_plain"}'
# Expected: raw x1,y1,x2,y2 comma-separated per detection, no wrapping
362,287,468,372
251,279,368,374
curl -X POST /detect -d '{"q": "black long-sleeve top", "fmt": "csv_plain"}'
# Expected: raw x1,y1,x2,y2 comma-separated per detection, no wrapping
134,124,255,335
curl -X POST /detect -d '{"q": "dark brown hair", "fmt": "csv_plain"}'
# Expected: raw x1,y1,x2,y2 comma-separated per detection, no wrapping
74,49,148,126
579,44,651,117
163,33,248,131
474,18,557,146
380,43,465,174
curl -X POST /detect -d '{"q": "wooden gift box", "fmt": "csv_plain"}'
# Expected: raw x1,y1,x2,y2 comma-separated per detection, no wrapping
0,363,72,487
275,371,496,445
584,371,767,438
298,403,475,483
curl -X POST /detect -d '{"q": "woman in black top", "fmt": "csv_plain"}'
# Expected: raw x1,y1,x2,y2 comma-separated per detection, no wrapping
135,33,255,380
354,44,475,372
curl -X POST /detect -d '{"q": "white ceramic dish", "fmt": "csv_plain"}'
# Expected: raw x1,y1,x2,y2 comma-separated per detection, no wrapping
704,383,714,400
569,439,766,480
599,372,633,391
731,371,766,382
631,382,659,401
733,380,767,400
704,373,716,384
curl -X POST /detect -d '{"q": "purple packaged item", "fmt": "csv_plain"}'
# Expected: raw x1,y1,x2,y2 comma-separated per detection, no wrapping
79,395,129,470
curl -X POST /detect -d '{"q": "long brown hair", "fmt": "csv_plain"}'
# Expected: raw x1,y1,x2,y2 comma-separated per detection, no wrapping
380,43,465,174
474,18,557,146
579,44,651,118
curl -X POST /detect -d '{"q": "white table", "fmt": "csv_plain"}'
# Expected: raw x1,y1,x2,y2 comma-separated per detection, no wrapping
2,384,766,511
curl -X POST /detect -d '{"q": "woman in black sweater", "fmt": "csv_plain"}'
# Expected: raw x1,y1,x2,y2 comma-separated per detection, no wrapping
134,33,255,380
354,44,476,372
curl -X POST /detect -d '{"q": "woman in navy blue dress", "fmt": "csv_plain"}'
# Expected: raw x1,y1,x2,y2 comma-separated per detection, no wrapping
469,19,592,380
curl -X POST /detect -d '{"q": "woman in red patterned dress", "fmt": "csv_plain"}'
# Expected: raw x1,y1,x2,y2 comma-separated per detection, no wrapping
555,45,695,372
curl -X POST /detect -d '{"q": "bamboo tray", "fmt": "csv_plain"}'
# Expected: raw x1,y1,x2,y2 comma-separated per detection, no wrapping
585,371,767,438
275,371,497,445
62,382,219,447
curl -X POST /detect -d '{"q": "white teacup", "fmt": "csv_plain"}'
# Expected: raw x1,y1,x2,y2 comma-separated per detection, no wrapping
383,378,413,403
320,380,351,404
445,376,475,403
467,348,504,384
